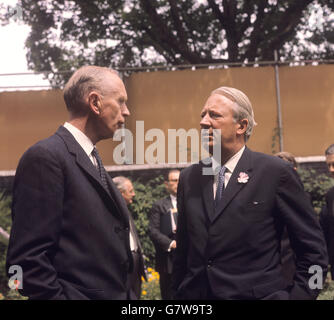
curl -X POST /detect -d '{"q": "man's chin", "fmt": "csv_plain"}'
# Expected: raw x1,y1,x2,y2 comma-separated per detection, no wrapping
202,142,214,156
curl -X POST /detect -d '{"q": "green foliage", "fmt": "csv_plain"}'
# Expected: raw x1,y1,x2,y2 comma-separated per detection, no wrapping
271,127,280,154
0,192,11,233
129,175,167,268
317,275,334,300
297,168,334,213
0,192,11,297
16,0,334,86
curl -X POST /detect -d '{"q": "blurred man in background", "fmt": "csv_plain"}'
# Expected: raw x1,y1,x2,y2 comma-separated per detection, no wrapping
149,169,180,300
320,144,334,280
113,176,146,299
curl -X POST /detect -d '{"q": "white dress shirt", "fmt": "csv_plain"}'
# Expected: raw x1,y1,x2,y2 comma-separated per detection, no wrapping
168,194,178,251
212,146,246,199
170,194,177,233
63,122,97,167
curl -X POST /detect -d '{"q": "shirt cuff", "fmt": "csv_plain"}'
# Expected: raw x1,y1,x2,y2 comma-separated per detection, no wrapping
167,240,176,252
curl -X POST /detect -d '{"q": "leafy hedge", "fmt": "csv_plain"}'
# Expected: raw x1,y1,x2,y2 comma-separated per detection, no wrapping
0,192,11,297
130,175,168,268
297,168,334,213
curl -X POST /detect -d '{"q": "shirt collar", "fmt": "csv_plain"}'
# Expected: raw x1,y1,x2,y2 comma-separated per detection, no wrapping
224,146,245,174
212,145,246,175
63,122,95,157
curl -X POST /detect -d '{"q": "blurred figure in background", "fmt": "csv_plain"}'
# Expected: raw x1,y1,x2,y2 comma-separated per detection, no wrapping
113,176,147,299
320,144,334,280
274,151,298,286
149,169,180,300
275,151,298,170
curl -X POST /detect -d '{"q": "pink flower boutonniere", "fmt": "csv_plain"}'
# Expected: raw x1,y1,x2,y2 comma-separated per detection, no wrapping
237,172,249,184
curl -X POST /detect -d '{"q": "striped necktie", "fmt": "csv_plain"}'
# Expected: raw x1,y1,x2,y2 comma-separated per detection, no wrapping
92,147,109,193
215,166,226,208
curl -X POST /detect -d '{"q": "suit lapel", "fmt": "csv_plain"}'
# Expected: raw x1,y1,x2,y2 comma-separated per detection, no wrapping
163,197,173,212
212,147,253,223
56,126,128,224
163,196,174,232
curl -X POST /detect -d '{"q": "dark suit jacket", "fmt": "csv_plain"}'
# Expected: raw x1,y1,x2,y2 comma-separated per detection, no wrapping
320,186,334,278
149,197,176,274
6,126,135,300
172,147,328,300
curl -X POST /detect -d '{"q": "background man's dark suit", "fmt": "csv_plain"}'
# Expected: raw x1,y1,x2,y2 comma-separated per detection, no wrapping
149,196,177,299
6,126,134,299
173,147,328,300
320,187,334,279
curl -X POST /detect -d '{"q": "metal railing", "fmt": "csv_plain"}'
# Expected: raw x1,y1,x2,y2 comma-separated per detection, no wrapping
0,58,333,90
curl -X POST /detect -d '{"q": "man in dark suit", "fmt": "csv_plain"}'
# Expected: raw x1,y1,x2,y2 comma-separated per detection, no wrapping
172,86,328,300
320,144,334,280
112,176,147,299
274,151,299,286
6,66,136,300
149,169,180,299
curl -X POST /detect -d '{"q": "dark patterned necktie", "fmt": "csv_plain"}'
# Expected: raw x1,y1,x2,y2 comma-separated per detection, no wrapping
215,166,226,208
92,147,109,193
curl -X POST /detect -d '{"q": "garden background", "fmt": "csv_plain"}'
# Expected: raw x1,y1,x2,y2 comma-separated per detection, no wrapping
1,167,334,300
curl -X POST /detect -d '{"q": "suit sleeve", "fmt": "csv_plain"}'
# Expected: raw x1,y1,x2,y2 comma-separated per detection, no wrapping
148,202,173,251
172,170,188,298
276,164,328,300
6,145,66,300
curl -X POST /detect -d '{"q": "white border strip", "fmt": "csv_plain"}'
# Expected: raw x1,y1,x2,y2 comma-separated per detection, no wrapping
295,156,326,163
0,170,16,177
105,162,191,172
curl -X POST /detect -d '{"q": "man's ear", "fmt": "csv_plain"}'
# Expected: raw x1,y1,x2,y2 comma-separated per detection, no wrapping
88,92,101,115
237,119,249,135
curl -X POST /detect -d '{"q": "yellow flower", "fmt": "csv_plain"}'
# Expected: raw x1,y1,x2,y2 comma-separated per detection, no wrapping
142,290,147,295
147,267,153,272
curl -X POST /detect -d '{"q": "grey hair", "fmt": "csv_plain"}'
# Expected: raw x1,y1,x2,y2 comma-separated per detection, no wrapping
63,65,119,116
325,144,334,156
211,86,257,142
112,176,131,192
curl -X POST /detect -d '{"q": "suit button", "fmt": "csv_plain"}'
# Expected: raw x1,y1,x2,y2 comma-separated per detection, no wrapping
207,259,213,268
114,226,121,233
124,227,129,232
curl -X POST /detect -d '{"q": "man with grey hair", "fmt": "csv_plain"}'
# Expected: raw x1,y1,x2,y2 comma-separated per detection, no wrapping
112,176,147,299
319,144,334,280
7,65,135,299
172,86,328,300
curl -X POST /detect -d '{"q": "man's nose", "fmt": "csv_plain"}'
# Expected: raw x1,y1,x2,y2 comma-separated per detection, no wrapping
200,114,210,127
122,104,130,117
